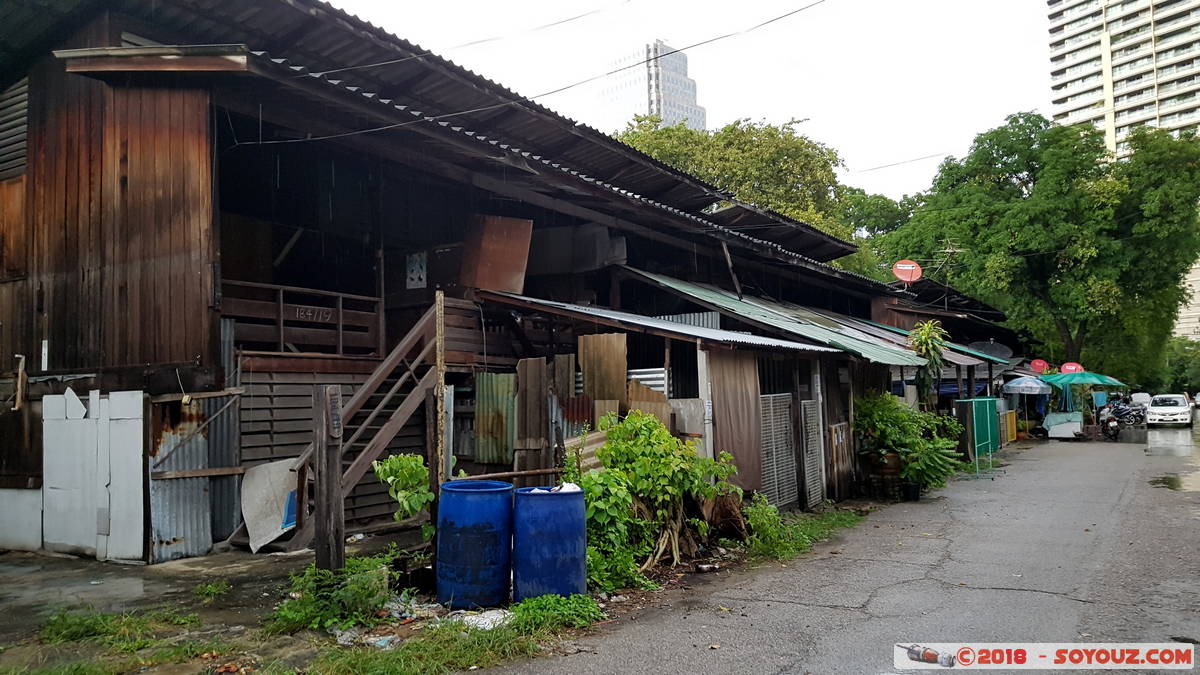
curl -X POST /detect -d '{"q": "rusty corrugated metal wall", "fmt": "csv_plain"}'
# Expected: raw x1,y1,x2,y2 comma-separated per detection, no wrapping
474,372,516,464
148,399,214,563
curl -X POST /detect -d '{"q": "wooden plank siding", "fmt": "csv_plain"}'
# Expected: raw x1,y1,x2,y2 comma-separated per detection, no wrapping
0,13,218,375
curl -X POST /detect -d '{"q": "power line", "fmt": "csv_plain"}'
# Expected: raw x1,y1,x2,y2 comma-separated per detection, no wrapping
850,151,949,173
311,1,634,77
236,0,831,146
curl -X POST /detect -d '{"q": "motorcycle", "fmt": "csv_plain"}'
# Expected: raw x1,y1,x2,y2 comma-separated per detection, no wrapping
1099,406,1122,441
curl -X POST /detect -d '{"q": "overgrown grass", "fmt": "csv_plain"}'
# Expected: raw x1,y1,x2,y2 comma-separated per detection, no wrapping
744,495,864,561
311,594,604,675
508,594,604,634
263,550,398,635
23,608,223,674
39,607,196,649
192,579,232,603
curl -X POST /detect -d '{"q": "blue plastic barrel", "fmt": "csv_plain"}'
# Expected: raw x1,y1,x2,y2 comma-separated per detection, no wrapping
436,480,513,608
512,486,587,601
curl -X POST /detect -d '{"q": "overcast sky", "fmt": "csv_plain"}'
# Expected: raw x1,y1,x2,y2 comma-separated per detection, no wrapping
329,0,1049,199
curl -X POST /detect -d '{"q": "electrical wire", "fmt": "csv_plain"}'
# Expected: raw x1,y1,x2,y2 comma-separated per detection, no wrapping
235,0,830,146
850,151,950,173
311,0,635,77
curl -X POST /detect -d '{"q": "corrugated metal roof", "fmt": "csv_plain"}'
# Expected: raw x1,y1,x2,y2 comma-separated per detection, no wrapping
803,308,986,368
858,318,1009,365
0,0,856,262
622,268,927,367
481,291,842,354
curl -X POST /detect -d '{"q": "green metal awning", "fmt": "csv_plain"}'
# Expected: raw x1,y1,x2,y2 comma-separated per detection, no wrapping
623,267,926,367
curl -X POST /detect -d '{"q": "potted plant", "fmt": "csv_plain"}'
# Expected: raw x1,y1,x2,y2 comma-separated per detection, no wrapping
1016,419,1029,440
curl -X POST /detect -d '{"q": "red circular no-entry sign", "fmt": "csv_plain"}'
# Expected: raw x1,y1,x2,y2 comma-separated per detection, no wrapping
1031,359,1049,373
1060,362,1085,373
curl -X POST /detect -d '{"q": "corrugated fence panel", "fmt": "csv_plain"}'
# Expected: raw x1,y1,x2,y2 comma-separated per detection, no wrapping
759,394,798,508
475,372,516,464
205,393,241,542
801,400,824,509
149,399,214,563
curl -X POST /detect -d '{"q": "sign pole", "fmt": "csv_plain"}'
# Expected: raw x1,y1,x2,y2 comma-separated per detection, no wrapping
314,384,345,571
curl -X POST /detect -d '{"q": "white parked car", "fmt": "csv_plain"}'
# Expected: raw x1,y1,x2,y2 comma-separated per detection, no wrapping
1147,394,1193,427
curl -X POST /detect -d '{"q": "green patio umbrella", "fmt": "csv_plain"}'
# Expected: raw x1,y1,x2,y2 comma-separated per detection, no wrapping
1039,372,1125,387
1040,371,1125,412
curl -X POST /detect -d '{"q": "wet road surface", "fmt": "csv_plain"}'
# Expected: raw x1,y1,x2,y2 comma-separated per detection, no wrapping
500,426,1200,674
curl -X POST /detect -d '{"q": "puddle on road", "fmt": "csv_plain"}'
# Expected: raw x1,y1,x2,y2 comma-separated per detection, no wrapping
1149,474,1183,490
1142,419,1200,491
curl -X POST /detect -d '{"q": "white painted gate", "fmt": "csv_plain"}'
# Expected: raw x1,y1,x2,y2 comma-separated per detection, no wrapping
42,390,145,562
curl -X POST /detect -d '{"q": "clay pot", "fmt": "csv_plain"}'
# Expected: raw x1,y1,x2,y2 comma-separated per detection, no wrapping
874,451,903,476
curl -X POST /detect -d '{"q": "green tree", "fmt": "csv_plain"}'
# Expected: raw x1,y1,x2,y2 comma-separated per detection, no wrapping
838,187,917,238
618,115,848,238
883,113,1200,383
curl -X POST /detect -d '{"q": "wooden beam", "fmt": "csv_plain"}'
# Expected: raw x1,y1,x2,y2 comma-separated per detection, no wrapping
63,54,251,73
150,466,245,480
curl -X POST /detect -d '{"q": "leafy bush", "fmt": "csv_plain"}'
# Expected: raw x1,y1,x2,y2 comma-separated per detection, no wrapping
900,437,961,488
853,391,923,457
853,391,964,489
508,594,604,634
743,494,865,561
265,549,398,634
571,411,740,591
372,454,436,539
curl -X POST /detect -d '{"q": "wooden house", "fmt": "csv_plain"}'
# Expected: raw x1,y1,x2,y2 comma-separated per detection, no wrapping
0,0,1006,560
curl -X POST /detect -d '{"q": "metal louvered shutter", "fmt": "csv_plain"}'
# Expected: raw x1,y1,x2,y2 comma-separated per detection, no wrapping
0,78,27,181
801,400,824,509
759,394,798,508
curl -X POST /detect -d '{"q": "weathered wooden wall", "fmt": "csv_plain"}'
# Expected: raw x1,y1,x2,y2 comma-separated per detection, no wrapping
0,176,27,363
2,15,217,372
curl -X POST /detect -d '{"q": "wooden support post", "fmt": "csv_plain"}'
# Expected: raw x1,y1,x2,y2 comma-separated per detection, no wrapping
376,249,387,357
425,387,439,538
431,291,448,523
987,362,994,397
313,385,345,571
956,364,964,401
276,288,285,352
967,365,977,401
663,338,671,399
336,296,344,355
721,242,744,300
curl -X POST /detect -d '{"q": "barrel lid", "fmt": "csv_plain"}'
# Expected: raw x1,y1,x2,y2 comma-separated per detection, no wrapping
441,479,513,492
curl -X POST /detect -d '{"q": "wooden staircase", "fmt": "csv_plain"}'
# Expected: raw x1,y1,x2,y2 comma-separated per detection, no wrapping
285,293,447,551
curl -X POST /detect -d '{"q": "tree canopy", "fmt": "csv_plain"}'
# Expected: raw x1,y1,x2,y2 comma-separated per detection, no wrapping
618,115,847,237
883,112,1200,384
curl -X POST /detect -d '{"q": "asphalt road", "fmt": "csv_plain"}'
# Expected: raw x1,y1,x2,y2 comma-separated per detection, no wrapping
502,422,1200,674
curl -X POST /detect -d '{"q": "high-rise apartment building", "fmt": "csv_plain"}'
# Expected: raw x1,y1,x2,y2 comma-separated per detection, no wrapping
595,39,707,133
1047,0,1200,338
1049,0,1200,154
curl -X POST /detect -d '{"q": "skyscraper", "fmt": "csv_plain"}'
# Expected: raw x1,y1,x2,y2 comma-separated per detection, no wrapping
1046,0,1200,338
596,39,707,133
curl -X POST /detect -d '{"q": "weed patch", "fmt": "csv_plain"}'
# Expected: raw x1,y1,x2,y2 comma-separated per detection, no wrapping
744,495,864,560
508,594,604,635
192,580,231,603
264,548,399,634
312,622,539,675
